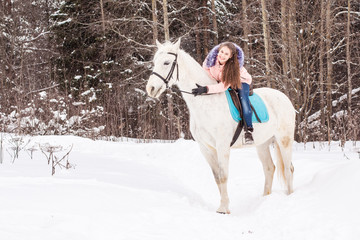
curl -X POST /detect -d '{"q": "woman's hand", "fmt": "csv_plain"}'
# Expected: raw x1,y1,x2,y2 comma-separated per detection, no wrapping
191,84,208,96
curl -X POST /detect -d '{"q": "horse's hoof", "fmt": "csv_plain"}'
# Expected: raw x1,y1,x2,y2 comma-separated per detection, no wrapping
216,209,231,214
263,190,271,196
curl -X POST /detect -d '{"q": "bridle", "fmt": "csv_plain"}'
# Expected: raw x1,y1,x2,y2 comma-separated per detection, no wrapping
150,52,179,88
150,52,192,95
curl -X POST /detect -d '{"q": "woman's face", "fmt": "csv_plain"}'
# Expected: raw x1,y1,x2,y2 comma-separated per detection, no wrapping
217,46,232,65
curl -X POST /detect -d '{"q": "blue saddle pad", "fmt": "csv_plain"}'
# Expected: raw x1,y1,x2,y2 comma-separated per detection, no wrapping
225,89,269,123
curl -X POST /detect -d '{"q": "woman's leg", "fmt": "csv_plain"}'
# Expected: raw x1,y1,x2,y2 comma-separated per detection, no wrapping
237,83,253,129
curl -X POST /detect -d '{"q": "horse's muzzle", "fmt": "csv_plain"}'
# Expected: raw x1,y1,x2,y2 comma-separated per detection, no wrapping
146,83,164,99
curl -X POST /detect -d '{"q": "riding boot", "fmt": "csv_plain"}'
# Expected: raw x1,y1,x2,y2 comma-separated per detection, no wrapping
244,127,254,145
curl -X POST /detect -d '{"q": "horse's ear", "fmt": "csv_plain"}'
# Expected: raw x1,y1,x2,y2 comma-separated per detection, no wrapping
156,39,163,48
174,38,181,51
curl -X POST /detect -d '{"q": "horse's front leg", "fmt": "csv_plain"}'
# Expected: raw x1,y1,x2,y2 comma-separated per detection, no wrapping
214,147,231,214
198,143,231,214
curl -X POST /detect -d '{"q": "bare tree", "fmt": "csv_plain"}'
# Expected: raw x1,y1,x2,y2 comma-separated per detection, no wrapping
151,0,158,44
195,12,202,63
318,0,326,141
99,0,106,35
201,0,209,55
280,0,290,97
260,0,272,87
346,0,353,140
163,0,169,41
241,0,251,60
287,0,303,140
211,0,218,45
325,0,333,142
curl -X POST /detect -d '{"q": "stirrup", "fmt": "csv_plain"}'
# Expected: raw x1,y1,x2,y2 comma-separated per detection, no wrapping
244,131,254,145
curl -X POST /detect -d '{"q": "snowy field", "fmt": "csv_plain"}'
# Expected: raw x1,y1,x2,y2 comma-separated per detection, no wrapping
0,134,360,240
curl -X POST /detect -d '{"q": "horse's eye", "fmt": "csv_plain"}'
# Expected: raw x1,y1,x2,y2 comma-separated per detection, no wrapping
164,61,170,65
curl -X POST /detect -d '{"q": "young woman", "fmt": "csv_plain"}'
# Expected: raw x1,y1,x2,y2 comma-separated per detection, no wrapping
191,42,254,144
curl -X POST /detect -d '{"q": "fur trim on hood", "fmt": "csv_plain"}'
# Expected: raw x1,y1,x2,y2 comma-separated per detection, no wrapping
205,43,244,68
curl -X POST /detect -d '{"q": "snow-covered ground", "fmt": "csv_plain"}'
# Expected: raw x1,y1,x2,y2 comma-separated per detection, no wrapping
0,135,359,240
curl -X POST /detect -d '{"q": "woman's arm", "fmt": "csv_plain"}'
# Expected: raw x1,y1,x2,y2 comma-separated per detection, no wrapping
207,81,229,94
207,67,252,93
240,67,252,84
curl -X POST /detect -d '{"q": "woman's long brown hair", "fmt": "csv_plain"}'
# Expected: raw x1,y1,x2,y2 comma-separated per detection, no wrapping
220,42,241,89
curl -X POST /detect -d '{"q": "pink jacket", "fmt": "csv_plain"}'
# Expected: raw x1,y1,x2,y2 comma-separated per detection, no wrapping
202,59,252,94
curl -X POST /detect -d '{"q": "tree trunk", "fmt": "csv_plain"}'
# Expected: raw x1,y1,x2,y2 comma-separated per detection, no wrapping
151,0,158,44
4,0,12,15
195,12,202,63
162,0,174,138
163,0,169,41
201,0,209,55
325,0,333,142
346,0,353,140
1,0,12,97
319,0,326,141
99,0,106,35
288,0,302,141
99,0,107,68
211,0,218,45
241,0,251,62
280,0,290,97
260,0,271,87
288,0,297,88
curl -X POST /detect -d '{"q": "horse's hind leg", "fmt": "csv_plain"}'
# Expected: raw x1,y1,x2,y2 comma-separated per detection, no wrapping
256,139,275,196
198,143,230,214
274,138,294,194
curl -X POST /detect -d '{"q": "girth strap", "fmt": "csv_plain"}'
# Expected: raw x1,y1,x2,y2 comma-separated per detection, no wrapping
250,104,261,123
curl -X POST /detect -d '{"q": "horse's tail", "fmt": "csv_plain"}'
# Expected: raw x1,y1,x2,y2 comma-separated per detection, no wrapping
274,141,286,185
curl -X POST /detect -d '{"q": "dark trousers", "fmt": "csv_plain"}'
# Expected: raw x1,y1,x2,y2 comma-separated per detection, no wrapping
236,83,253,129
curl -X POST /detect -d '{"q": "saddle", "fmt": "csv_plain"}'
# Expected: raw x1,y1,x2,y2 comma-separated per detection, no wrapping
228,88,263,147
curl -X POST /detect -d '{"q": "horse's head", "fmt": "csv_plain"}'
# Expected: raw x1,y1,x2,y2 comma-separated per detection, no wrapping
146,38,181,98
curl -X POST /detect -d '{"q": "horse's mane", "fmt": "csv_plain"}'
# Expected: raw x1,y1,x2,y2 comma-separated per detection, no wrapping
177,49,216,85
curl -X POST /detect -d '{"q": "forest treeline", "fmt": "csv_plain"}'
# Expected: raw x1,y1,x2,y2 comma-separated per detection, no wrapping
0,0,359,143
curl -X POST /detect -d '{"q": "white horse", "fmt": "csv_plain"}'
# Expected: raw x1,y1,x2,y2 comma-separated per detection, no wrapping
146,39,296,214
